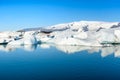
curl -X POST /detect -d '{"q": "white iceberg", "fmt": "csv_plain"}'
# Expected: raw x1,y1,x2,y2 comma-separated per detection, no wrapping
8,31,38,45
0,21,120,46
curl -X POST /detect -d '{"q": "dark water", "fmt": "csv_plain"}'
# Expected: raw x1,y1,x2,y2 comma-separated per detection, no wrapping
0,44,120,80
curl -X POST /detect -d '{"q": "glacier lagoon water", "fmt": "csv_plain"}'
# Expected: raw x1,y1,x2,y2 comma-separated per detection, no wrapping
0,44,120,80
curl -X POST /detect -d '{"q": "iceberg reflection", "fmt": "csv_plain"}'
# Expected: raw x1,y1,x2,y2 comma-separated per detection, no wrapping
0,43,120,58
40,44,120,58
0,44,37,52
55,45,120,58
24,44,37,51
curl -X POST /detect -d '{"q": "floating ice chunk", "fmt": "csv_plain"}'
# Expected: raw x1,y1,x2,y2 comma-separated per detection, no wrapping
8,32,38,45
8,39,24,45
23,32,37,45
0,38,13,44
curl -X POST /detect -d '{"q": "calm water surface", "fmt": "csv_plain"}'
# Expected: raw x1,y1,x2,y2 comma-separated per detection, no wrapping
0,44,120,80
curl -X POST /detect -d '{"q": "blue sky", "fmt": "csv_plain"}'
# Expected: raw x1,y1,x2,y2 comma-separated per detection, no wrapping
0,0,120,31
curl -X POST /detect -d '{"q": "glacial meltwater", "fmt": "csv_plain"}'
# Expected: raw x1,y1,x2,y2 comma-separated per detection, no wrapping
0,44,120,80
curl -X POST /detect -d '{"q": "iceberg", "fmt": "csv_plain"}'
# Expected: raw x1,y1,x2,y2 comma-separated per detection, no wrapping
8,31,37,45
0,21,120,46
23,32,37,45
